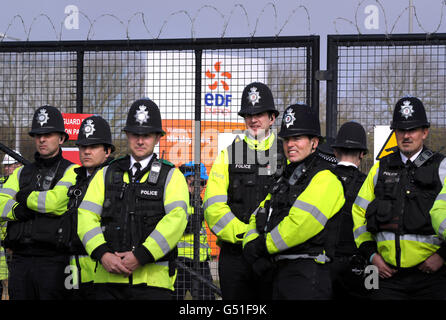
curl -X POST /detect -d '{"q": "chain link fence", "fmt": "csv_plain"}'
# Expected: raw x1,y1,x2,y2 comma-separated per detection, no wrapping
326,33,446,173
0,36,319,299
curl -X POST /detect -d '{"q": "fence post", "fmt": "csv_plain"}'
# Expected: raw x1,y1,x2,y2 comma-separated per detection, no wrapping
76,50,84,113
326,36,338,140
192,48,203,299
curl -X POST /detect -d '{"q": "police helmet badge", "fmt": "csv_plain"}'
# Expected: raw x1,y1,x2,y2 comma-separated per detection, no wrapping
83,119,96,138
400,100,414,119
247,87,261,106
135,105,149,125
37,108,49,127
284,108,296,128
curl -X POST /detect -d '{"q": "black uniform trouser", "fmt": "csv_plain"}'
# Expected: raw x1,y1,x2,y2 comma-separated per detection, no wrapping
273,259,332,300
174,257,215,300
370,266,446,300
330,256,370,300
70,281,96,300
218,243,273,300
8,254,69,300
95,283,173,300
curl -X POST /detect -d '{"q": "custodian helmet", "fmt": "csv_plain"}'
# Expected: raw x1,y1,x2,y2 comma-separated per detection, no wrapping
278,104,321,139
238,82,279,118
390,96,430,130
331,121,368,153
123,98,165,136
76,115,115,152
29,105,69,142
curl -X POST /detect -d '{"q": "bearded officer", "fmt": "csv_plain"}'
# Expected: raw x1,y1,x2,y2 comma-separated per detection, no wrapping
77,98,189,300
203,82,281,300
242,103,345,300
0,105,78,300
353,96,446,299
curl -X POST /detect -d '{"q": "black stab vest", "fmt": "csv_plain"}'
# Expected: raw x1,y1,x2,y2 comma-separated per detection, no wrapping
5,153,73,255
266,154,337,256
100,155,177,262
366,148,444,235
227,137,283,224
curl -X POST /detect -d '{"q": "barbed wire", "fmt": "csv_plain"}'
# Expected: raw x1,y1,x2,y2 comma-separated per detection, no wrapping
0,2,312,42
1,1,445,42
333,0,446,36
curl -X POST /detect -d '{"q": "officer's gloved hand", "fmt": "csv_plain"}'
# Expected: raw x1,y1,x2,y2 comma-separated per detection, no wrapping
13,202,35,221
15,189,32,205
243,234,268,265
252,256,273,277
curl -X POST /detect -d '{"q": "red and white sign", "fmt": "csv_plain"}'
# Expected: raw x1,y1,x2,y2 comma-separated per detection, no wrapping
62,113,93,140
62,147,81,165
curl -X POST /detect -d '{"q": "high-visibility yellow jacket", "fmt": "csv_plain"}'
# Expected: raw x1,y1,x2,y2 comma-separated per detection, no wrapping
431,184,446,240
177,205,211,262
0,163,77,222
243,159,345,258
0,221,7,281
77,157,189,290
353,154,446,268
203,133,277,245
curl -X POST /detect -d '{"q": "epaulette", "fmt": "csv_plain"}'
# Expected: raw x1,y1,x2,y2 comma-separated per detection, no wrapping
108,155,127,165
160,158,174,167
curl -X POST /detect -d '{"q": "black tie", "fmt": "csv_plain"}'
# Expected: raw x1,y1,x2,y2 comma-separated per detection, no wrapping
132,162,141,182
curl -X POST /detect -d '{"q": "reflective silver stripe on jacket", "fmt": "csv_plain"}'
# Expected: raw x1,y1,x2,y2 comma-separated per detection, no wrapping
203,195,227,212
0,188,17,198
245,228,259,240
354,195,370,211
1,199,15,220
353,225,368,241
438,158,446,186
79,200,103,216
81,226,103,247
274,253,331,263
36,164,76,212
149,229,171,255
292,199,327,226
209,211,236,235
376,231,442,246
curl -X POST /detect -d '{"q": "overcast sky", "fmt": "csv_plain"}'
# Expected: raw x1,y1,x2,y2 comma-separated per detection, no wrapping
1,0,445,41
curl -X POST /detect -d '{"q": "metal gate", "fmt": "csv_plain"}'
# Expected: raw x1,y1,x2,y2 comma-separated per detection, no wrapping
325,33,446,172
0,36,320,299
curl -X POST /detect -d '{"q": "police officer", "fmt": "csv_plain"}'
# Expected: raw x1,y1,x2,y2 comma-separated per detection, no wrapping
353,96,446,300
0,105,78,300
0,150,23,299
203,82,281,300
67,115,115,299
2,151,23,179
242,103,345,300
77,98,189,300
329,121,369,300
175,162,215,300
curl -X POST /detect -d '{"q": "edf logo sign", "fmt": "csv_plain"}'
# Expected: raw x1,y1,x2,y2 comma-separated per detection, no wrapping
204,62,232,113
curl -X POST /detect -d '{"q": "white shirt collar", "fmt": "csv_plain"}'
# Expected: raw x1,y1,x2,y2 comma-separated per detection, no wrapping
400,149,423,164
130,154,153,173
337,161,358,168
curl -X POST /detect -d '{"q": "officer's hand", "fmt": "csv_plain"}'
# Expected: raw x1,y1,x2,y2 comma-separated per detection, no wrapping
418,253,444,274
243,234,268,265
12,202,34,221
115,251,141,272
101,252,132,276
372,253,397,278
252,257,273,277
15,189,32,205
